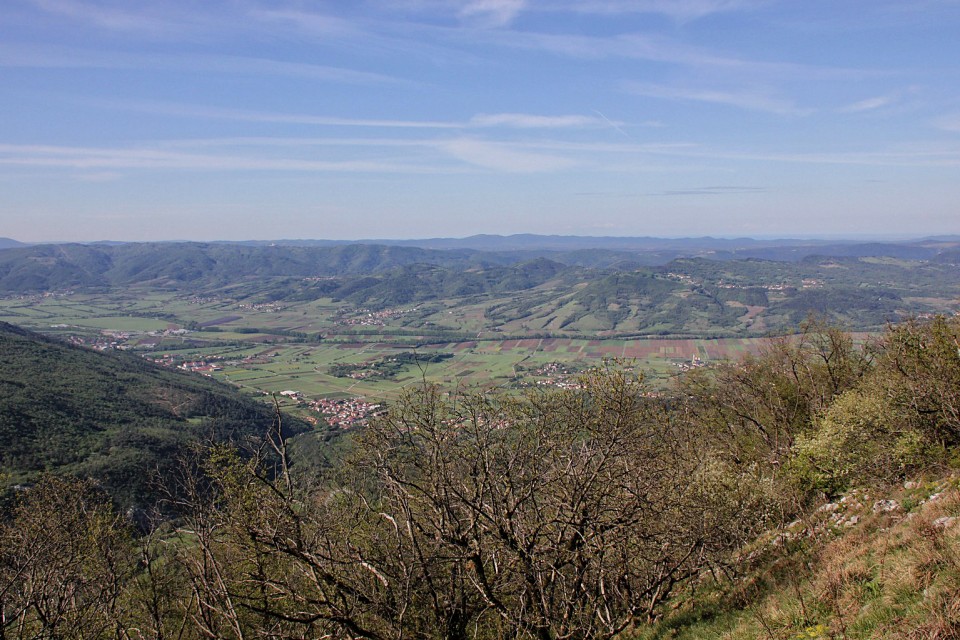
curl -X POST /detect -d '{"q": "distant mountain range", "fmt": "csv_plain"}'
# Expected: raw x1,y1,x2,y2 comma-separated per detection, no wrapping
1,236,958,294
6,232,958,255
222,233,936,253
227,234,828,251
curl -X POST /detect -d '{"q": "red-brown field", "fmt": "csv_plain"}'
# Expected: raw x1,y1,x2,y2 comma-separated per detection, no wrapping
441,337,773,363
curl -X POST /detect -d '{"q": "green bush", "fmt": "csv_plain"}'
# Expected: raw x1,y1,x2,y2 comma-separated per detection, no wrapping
788,388,936,496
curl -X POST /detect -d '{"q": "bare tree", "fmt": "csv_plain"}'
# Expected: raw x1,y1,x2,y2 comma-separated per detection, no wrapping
677,320,868,468
178,366,765,639
0,477,131,639
875,315,960,446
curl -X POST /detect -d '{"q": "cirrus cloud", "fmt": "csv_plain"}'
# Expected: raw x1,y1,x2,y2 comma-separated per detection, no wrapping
437,138,577,172
468,113,617,128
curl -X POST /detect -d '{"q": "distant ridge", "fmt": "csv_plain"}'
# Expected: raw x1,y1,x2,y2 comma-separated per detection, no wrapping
210,234,957,256
0,237,25,249
8,233,952,254
222,234,833,252
1,237,959,294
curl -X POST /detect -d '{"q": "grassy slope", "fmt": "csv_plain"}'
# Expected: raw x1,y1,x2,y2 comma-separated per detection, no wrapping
637,476,960,639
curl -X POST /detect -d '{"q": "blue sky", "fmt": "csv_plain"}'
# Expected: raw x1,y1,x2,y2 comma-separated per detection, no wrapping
1,0,959,241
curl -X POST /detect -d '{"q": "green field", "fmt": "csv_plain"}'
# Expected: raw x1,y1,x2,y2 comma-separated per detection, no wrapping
0,290,803,404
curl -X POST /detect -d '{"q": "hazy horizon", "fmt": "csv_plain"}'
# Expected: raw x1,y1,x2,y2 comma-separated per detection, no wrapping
3,231,955,247
2,1,960,242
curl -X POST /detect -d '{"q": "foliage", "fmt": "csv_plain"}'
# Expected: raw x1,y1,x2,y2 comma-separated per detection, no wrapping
0,321,308,509
873,315,960,446
2,317,960,637
0,476,133,638
790,389,907,495
328,351,454,379
163,367,771,639
676,319,870,471
780,315,960,497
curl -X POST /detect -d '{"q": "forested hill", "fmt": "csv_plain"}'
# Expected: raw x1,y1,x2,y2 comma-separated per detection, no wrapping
2,238,960,293
0,321,307,508
0,242,507,291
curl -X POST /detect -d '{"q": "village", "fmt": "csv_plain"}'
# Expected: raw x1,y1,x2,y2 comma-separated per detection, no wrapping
335,306,419,327
310,396,384,429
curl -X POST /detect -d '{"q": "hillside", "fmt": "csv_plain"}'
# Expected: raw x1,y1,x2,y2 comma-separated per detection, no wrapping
0,321,307,508
638,477,960,639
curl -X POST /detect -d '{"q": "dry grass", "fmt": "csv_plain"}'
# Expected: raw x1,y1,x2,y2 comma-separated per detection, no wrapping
635,477,960,640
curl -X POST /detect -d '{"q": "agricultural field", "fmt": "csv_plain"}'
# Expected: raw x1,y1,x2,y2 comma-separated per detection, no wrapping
0,289,771,410
157,336,763,406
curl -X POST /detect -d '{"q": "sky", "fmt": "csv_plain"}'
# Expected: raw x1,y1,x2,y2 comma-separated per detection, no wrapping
1,0,959,242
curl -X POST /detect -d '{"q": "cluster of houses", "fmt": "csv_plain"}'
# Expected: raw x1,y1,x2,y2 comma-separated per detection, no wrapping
530,362,576,377
143,352,227,374
271,391,386,430
179,360,223,373
673,355,706,372
60,330,128,351
310,396,384,429
715,279,821,292
235,301,285,312
58,325,197,352
335,306,418,327
665,272,695,284
534,377,583,390
514,361,582,389
344,368,380,380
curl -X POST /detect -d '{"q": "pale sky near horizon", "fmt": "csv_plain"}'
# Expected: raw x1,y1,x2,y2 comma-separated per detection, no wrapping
1,0,959,242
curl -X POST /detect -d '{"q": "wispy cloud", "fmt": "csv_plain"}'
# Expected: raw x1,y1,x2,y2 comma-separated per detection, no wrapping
477,30,730,66
246,9,364,38
0,137,581,175
82,98,624,131
646,184,765,196
624,82,809,115
838,94,897,113
75,171,123,182
250,7,467,63
158,136,697,159
654,144,960,167
0,142,464,174
437,138,577,171
459,0,527,27
27,0,218,38
468,113,616,128
934,113,960,132
457,28,876,81
72,129,960,170
0,44,407,85
82,99,463,129
502,137,960,168
17,2,878,84
541,0,766,21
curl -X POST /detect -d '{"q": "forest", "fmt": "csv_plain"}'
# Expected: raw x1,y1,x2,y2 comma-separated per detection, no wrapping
2,315,959,638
